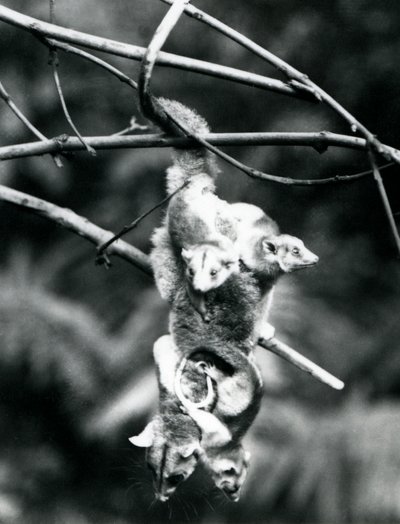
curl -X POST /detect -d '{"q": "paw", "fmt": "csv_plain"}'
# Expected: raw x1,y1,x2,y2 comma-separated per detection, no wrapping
203,363,219,381
202,312,212,323
195,361,218,381
260,323,275,341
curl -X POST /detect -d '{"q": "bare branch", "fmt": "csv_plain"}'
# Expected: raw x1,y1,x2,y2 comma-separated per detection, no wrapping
133,1,398,193
137,0,289,186
47,0,96,155
0,5,310,100
1,131,394,187
160,0,312,86
51,54,96,155
0,182,344,389
0,184,152,275
0,80,63,167
95,179,189,264
368,150,400,257
258,337,344,391
112,118,148,136
166,0,400,165
139,0,190,131
45,38,139,91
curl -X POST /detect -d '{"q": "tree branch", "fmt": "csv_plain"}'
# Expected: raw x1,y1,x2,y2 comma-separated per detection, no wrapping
0,4,310,100
0,80,63,167
0,184,152,275
49,50,96,156
95,179,189,265
0,131,390,184
45,38,138,91
138,0,190,132
258,337,344,391
166,0,400,166
368,150,400,257
160,0,314,89
0,183,343,389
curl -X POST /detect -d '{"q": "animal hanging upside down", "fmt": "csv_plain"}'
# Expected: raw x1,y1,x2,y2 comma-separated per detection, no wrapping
132,99,319,502
130,334,262,501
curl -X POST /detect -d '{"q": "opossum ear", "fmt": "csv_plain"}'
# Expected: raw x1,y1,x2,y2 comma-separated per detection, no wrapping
181,248,193,263
180,442,201,459
262,239,277,254
244,451,251,465
129,421,155,447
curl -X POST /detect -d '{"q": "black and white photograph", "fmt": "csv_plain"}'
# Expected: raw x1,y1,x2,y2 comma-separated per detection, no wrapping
0,1,399,522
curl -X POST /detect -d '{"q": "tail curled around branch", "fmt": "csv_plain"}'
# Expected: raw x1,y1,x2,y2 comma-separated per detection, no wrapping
157,98,219,194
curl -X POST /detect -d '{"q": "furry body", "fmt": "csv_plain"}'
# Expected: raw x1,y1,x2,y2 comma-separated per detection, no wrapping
150,99,239,308
129,337,203,502
153,332,262,501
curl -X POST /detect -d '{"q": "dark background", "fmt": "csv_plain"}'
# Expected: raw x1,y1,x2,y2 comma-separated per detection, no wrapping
0,1,400,522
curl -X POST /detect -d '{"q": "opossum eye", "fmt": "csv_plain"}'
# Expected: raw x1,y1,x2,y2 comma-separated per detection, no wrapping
224,467,237,476
168,473,185,486
188,268,194,276
291,247,300,256
210,269,218,277
225,262,232,269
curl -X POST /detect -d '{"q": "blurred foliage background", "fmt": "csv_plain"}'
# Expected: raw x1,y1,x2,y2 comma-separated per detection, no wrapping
0,0,400,522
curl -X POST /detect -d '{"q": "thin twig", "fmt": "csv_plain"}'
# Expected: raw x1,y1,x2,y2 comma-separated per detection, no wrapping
48,47,96,155
95,179,189,265
112,122,148,136
0,5,310,100
44,38,138,90
47,0,94,155
0,182,344,389
0,80,63,167
49,0,55,23
368,149,400,257
47,0,83,160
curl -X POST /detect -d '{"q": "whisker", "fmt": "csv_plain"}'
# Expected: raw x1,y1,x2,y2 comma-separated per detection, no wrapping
147,497,157,512
203,495,216,513
176,493,190,521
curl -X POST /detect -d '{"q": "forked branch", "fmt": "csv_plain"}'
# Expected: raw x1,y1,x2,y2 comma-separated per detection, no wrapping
0,80,63,167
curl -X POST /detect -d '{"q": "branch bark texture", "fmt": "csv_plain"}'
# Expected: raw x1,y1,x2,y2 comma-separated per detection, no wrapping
0,5,306,100
0,184,152,275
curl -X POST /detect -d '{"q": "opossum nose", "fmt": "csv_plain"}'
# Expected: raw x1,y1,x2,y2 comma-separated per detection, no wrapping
155,493,169,503
193,280,211,293
306,253,319,265
223,485,240,501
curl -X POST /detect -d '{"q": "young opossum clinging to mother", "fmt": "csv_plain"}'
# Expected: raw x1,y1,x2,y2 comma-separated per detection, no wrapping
130,285,263,502
132,99,319,502
150,98,240,320
150,99,318,323
133,216,267,502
